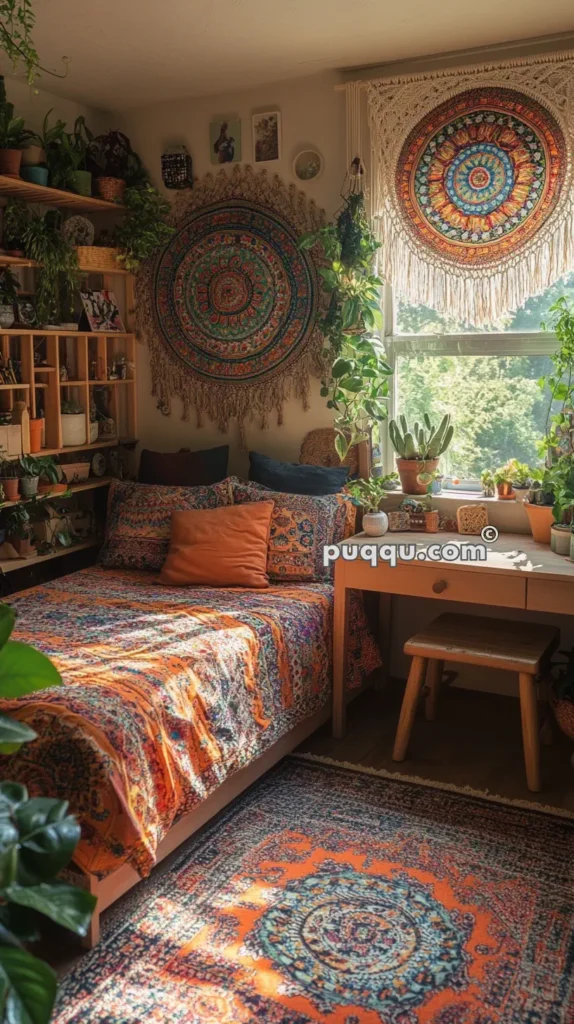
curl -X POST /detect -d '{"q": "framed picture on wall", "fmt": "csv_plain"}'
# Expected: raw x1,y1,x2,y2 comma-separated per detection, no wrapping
210,119,242,164
252,111,281,162
80,290,125,333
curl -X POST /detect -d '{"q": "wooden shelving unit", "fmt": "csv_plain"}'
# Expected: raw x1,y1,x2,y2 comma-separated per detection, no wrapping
1,476,112,509
0,175,124,212
0,178,137,578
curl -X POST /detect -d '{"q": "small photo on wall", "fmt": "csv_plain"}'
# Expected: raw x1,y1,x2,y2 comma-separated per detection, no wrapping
252,111,281,162
210,119,241,164
80,290,125,333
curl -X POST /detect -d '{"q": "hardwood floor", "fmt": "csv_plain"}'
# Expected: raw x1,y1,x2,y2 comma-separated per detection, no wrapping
297,681,574,813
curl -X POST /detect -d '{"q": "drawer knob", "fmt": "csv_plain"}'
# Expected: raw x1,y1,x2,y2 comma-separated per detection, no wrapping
433,579,448,594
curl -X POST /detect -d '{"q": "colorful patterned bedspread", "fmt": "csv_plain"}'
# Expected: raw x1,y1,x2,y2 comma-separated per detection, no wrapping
2,568,379,878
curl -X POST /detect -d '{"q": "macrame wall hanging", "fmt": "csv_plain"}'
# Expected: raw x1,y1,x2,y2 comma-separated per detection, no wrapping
363,51,574,325
137,165,326,442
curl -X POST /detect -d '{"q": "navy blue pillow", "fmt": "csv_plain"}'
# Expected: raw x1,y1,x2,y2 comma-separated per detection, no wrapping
249,451,348,495
138,445,229,486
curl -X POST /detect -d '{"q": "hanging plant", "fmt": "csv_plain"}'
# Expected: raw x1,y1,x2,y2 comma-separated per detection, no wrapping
299,189,392,461
22,210,79,325
0,1,68,84
114,185,174,272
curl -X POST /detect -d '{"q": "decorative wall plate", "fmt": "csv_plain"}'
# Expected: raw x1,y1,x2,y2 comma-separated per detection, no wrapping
91,452,107,477
62,215,95,247
293,150,324,182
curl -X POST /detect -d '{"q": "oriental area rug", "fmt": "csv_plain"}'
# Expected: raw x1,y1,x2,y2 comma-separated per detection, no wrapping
54,757,574,1023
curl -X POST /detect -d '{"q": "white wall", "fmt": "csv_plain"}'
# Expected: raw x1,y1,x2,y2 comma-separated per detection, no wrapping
4,75,111,136
120,71,344,475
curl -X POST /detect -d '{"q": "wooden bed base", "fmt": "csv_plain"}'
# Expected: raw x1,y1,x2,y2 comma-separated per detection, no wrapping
79,702,331,948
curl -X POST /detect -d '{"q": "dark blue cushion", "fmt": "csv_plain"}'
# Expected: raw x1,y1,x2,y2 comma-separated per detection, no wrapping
138,445,229,486
249,451,348,495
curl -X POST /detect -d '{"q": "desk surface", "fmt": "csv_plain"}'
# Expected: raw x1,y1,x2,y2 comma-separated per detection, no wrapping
339,531,574,583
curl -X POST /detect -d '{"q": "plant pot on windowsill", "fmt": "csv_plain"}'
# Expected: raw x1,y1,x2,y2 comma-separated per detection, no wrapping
524,501,555,544
550,522,571,556
512,486,530,504
0,149,22,177
396,457,439,496
496,482,515,500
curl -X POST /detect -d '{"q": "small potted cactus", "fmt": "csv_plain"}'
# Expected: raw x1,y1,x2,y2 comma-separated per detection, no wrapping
389,414,454,495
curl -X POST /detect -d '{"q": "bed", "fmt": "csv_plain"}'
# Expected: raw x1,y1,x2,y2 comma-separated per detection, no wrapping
3,565,379,945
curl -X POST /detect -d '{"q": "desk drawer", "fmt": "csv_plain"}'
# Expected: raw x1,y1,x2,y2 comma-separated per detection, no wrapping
527,578,574,614
347,562,526,609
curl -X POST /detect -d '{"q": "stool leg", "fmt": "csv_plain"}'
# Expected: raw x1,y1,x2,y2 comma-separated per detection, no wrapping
425,659,444,722
518,672,541,792
393,656,428,761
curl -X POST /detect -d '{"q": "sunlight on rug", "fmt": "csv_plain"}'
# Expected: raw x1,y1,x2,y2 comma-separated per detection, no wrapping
55,757,574,1023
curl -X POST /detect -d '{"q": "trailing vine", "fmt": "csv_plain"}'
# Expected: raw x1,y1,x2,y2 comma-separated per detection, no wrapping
299,190,392,461
0,0,68,84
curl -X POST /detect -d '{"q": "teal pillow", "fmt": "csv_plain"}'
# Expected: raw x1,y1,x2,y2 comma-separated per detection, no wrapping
249,451,348,495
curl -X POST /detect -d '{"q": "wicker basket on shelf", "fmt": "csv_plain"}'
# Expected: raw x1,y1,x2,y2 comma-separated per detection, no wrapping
75,246,123,271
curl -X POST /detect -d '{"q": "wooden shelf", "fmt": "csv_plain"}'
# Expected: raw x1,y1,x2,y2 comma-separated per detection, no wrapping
0,539,99,575
0,176,124,212
0,383,29,390
37,440,120,457
0,330,134,338
0,255,132,277
0,477,113,509
88,379,135,385
34,366,56,373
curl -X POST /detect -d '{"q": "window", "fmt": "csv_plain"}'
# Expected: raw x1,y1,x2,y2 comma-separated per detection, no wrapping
383,274,573,483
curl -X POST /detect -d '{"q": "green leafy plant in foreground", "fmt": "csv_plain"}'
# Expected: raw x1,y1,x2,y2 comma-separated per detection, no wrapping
345,474,399,514
114,185,174,271
0,603,96,1024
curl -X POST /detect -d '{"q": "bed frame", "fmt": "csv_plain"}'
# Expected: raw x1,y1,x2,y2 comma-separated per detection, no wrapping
75,702,331,948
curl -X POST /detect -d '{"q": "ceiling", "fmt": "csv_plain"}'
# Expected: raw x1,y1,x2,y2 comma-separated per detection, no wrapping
10,0,574,111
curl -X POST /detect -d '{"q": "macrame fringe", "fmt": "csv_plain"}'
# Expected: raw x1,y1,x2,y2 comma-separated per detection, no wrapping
136,164,327,444
362,51,574,325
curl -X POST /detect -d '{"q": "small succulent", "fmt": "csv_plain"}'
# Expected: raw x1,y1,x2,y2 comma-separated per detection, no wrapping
389,414,453,461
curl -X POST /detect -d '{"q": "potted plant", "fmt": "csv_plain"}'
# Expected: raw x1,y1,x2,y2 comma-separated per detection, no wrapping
299,189,392,462
36,455,66,495
114,184,173,271
36,109,72,189
0,267,18,328
480,469,495,498
19,453,43,497
60,398,86,446
345,474,398,536
88,129,146,201
388,414,454,495
3,198,31,256
0,451,20,500
22,209,79,327
65,115,94,196
0,78,34,177
5,501,35,555
506,459,537,503
493,462,515,500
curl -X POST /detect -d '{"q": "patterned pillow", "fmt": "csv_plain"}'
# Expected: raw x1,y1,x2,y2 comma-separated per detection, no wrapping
99,479,232,571
230,478,355,582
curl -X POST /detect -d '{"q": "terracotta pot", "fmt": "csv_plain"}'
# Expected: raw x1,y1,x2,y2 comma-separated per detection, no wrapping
29,417,44,454
496,482,515,500
0,149,22,177
8,535,35,558
396,457,439,496
1,477,19,501
97,176,125,202
38,481,67,495
524,502,555,544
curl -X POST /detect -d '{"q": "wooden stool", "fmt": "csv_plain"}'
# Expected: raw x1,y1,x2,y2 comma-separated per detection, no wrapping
392,612,559,792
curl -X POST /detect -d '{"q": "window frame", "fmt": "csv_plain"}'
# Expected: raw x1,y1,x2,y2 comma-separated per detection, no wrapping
380,281,559,478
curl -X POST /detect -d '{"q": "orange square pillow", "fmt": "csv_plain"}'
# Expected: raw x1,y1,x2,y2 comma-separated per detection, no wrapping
158,501,274,588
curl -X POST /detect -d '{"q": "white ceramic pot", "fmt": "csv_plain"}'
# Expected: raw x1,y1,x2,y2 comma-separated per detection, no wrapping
551,523,572,556
61,412,86,447
0,305,14,329
363,511,389,537
513,486,530,505
21,144,45,167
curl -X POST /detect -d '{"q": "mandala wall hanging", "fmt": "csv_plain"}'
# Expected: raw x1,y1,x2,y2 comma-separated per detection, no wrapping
137,165,326,438
363,53,574,324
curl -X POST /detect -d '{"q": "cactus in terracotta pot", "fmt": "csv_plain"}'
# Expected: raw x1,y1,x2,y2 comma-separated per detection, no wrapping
389,414,453,495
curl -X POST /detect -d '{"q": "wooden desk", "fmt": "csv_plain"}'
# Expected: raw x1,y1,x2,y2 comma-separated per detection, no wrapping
333,531,574,737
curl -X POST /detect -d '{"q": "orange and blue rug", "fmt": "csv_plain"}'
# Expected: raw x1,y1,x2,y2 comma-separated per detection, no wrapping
55,757,574,1023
